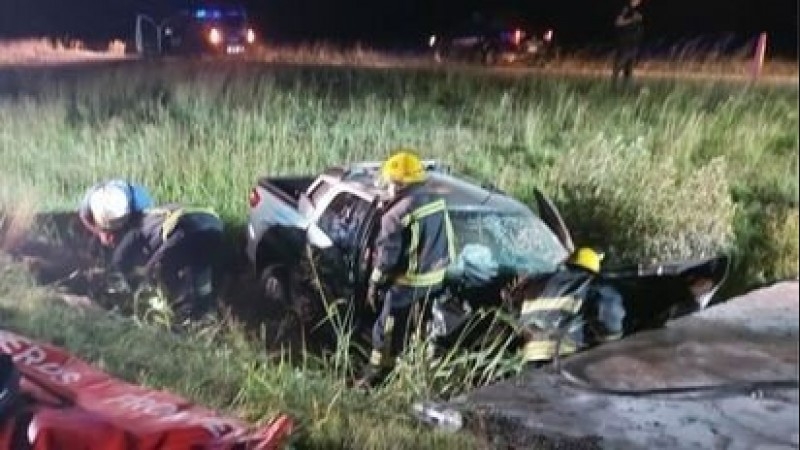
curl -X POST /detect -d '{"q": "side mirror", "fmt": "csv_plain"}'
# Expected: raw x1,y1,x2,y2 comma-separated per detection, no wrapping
298,193,314,218
307,223,333,249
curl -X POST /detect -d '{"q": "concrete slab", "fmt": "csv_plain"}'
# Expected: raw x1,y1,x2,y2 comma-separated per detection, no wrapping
455,282,799,449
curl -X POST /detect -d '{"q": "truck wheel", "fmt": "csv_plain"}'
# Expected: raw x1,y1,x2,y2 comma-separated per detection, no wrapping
433,46,446,64
260,265,291,314
260,264,306,352
482,48,498,66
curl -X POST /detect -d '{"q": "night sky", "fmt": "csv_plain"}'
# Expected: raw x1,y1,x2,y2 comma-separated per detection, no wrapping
0,0,797,56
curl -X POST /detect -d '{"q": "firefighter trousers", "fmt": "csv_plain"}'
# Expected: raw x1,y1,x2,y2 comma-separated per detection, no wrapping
370,284,443,368
158,228,224,323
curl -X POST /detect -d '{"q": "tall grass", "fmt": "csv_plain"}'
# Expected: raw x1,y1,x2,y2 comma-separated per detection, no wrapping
4,61,795,266
0,60,797,446
0,258,476,449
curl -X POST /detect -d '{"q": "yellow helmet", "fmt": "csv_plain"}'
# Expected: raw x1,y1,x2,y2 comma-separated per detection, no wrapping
569,247,603,274
381,150,427,185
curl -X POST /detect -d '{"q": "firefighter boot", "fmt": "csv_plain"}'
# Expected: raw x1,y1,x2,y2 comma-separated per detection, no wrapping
353,364,391,390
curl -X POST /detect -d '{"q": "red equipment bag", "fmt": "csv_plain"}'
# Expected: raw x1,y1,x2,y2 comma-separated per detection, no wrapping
0,330,293,450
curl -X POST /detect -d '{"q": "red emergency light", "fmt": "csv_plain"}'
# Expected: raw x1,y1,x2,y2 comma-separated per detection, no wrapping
248,187,261,208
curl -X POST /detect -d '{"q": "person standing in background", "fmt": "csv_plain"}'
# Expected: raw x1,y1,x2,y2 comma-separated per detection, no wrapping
613,0,645,86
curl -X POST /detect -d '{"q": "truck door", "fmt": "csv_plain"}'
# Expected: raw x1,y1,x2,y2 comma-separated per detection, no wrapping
533,188,575,254
351,198,382,310
315,192,373,270
135,14,162,56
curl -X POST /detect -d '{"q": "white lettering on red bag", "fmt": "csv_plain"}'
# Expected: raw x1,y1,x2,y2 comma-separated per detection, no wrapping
103,394,239,438
0,331,81,384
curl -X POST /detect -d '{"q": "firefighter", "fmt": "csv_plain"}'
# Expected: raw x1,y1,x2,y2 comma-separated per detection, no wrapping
517,247,625,365
0,354,19,419
357,150,457,388
85,187,224,326
78,179,153,246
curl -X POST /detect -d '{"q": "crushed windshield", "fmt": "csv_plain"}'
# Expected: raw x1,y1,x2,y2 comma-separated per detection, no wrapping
448,209,567,277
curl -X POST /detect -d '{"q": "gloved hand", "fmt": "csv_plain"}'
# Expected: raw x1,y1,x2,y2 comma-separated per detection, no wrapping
105,271,131,294
132,265,153,281
142,259,162,281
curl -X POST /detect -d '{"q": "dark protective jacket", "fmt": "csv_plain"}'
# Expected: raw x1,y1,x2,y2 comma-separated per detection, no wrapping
518,265,625,362
370,182,456,303
616,4,644,46
111,204,222,275
0,354,19,419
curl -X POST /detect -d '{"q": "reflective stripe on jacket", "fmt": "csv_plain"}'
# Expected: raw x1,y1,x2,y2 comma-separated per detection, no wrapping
370,183,456,289
518,267,625,362
111,204,221,274
145,206,220,241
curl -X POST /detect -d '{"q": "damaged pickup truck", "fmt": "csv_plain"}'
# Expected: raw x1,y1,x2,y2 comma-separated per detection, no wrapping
245,161,729,358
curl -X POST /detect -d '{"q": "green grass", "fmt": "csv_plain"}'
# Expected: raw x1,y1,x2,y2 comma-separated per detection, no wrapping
0,255,477,449
0,59,797,447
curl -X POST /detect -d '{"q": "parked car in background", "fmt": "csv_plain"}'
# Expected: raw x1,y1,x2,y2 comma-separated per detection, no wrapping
135,2,258,56
428,19,558,66
162,3,257,55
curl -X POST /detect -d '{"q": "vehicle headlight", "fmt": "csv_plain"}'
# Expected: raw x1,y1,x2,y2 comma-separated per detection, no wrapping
428,35,437,47
512,28,523,46
208,27,222,45
246,28,256,44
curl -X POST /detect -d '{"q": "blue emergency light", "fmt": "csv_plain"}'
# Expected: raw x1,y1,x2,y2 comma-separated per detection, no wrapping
194,8,223,19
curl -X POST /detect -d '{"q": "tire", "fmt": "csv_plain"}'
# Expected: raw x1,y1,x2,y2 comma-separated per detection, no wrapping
260,264,304,352
482,47,498,66
260,264,292,314
432,45,446,64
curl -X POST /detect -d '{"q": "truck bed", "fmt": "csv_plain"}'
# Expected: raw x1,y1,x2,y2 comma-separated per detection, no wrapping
257,176,315,208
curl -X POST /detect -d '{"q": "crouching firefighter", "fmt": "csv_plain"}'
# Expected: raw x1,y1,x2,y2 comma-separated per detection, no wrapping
357,150,456,388
84,186,224,326
517,247,626,366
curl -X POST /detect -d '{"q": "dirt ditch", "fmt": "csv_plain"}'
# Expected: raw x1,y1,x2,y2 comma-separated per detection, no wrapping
0,211,303,350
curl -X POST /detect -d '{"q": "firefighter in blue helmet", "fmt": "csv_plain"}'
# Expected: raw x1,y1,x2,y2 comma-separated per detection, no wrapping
517,247,626,365
82,184,224,326
356,150,457,388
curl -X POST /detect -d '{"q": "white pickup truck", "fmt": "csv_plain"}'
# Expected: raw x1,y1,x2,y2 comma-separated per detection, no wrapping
244,160,729,352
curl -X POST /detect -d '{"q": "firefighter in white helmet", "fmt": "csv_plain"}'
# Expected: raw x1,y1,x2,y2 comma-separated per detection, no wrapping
78,179,154,246
78,180,223,326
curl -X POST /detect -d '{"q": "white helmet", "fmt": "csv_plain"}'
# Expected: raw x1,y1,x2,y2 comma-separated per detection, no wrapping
88,183,131,231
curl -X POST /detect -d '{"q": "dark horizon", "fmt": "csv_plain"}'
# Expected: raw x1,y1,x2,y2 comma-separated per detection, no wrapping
1,0,797,57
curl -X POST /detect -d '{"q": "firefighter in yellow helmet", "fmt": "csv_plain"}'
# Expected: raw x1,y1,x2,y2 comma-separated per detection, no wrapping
357,150,456,388
516,246,625,366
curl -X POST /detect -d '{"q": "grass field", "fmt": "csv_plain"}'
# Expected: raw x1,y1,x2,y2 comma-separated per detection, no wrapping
0,57,798,448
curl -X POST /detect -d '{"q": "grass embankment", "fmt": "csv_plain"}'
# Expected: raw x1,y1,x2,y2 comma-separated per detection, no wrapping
0,60,797,448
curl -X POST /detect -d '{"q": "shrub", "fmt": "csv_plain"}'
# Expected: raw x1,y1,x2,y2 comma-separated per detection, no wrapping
543,134,735,267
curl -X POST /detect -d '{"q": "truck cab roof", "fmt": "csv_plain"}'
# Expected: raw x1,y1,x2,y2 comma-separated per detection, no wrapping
319,161,532,215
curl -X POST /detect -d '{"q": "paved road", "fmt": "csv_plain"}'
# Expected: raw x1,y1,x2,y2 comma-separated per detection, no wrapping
1,48,796,88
